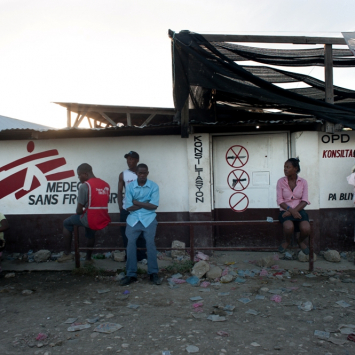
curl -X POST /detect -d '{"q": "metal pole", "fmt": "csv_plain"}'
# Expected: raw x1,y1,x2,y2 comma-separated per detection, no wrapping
74,226,80,268
309,223,314,272
189,225,195,261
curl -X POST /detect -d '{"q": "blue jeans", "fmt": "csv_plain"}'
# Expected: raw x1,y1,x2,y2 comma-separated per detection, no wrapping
120,208,147,261
126,219,158,277
63,214,96,239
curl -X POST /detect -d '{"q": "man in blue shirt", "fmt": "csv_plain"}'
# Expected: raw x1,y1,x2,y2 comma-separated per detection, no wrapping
120,163,161,286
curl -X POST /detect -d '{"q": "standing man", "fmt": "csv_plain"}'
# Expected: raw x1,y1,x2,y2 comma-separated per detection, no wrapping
118,151,147,261
120,164,161,286
58,163,111,263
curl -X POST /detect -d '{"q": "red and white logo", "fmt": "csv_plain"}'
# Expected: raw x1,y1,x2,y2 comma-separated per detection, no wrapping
0,141,75,200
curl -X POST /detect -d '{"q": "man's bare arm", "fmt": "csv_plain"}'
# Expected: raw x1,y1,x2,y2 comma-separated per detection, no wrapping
76,203,85,215
117,172,124,211
133,200,158,210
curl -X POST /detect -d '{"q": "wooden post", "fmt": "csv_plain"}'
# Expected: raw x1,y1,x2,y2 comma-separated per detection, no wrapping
67,108,71,127
126,113,132,126
324,44,335,133
181,98,189,138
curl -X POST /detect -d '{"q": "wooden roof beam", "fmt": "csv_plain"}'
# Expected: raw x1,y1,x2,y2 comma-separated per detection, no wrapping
99,112,117,127
140,114,156,128
199,34,346,45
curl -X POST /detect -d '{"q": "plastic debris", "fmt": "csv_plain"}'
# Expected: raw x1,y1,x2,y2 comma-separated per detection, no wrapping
284,252,293,260
223,305,235,311
339,324,355,334
216,331,229,337
93,322,123,333
270,295,282,303
347,334,355,342
224,261,235,265
235,277,246,283
190,296,203,301
162,351,172,355
86,317,100,324
245,309,259,315
207,315,226,322
186,345,199,353
64,317,78,324
268,289,282,294
191,312,207,319
171,273,183,279
67,324,91,332
171,278,186,284
238,298,251,304
266,217,273,222
218,292,230,297
22,289,33,295
259,269,268,276
186,276,200,285
123,290,130,294
298,301,313,312
97,289,110,294
314,330,330,339
221,267,229,276
192,303,203,308
251,342,260,347
200,281,210,288
5,273,15,278
336,300,351,308
35,333,47,341
199,288,210,292
127,304,140,309
196,252,209,261
255,295,265,300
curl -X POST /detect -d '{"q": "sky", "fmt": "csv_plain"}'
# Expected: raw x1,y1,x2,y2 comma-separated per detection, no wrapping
0,0,355,128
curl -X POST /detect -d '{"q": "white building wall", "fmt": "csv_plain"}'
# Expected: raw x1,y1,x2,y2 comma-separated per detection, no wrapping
0,136,190,214
291,131,320,210
318,131,355,208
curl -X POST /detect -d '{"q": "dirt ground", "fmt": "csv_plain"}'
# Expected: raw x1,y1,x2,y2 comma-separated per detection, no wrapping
1,252,355,355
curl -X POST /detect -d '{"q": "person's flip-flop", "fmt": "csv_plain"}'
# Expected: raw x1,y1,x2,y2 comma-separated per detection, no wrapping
278,245,286,253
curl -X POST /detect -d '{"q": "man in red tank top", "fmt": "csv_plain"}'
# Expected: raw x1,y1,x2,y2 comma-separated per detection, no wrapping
58,163,111,263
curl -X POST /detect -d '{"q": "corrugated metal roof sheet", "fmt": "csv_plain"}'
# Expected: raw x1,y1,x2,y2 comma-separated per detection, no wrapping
0,115,53,131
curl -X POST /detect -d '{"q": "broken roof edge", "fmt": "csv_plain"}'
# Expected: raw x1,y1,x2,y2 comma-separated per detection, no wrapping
54,102,176,115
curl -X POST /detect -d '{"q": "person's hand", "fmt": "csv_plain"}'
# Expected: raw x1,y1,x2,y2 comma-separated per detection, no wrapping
282,210,291,218
291,209,302,219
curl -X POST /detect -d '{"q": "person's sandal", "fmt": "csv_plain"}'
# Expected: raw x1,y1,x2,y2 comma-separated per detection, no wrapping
278,245,286,253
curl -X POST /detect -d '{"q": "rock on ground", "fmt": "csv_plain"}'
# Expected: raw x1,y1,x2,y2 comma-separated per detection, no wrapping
191,260,210,278
255,256,274,268
298,251,317,262
113,250,125,262
34,250,51,263
324,250,341,262
206,266,222,279
171,240,186,257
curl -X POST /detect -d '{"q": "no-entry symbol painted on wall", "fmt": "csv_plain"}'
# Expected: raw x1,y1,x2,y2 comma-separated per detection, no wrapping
227,169,250,191
225,145,249,168
229,192,249,212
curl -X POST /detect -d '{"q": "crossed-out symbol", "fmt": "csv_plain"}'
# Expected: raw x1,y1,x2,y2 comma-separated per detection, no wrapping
227,169,250,191
225,145,250,212
225,145,249,168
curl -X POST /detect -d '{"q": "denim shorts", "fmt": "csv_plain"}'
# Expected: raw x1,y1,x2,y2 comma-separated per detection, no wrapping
278,209,309,233
63,214,96,239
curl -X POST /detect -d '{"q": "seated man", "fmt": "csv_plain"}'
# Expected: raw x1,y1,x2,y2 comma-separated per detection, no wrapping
58,163,111,263
120,163,161,285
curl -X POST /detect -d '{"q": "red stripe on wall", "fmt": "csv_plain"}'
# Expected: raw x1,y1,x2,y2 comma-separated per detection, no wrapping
45,170,75,181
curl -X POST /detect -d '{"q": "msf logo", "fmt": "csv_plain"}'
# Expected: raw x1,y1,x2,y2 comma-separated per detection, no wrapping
0,141,75,200
96,187,110,195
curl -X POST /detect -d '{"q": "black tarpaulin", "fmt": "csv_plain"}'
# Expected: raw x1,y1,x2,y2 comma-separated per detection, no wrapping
169,30,355,129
